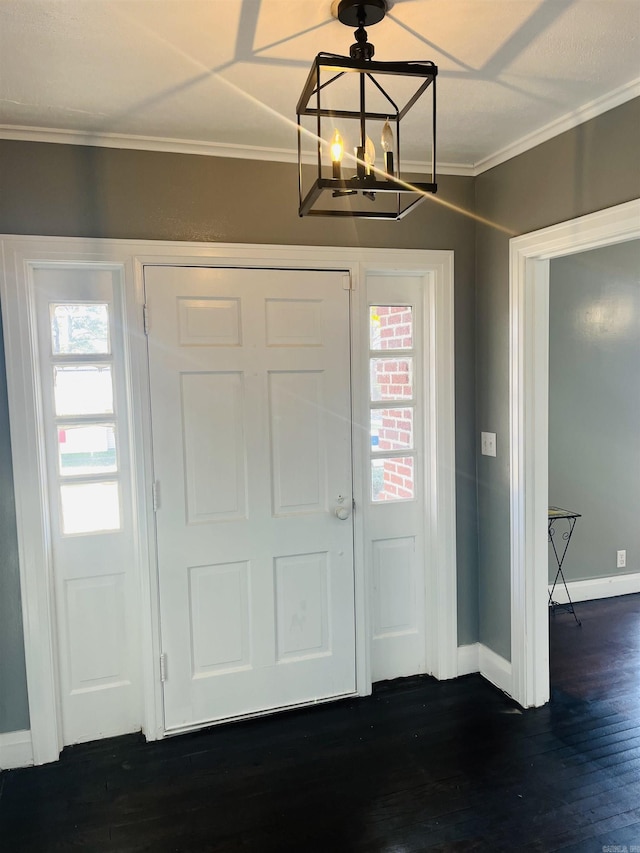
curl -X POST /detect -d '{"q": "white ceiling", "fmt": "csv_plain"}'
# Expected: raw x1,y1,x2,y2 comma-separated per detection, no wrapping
0,0,639,175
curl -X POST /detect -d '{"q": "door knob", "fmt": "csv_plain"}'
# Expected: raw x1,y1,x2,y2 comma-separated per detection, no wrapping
334,495,351,520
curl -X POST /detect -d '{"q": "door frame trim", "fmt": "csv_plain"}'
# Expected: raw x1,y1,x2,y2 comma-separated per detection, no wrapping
1,236,456,761
508,198,640,708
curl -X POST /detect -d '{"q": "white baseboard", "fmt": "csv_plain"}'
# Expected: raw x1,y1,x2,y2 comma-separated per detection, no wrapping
457,642,513,698
457,643,480,676
478,644,513,698
0,729,33,770
548,572,640,604
456,579,638,704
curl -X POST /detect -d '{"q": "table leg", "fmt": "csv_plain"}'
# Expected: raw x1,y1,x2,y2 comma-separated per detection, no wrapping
548,517,581,626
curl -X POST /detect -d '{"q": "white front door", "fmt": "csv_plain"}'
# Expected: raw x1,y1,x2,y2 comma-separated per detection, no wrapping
145,266,356,730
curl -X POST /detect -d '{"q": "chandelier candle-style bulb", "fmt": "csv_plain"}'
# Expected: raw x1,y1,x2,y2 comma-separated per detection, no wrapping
365,136,375,176
330,129,344,179
381,119,394,179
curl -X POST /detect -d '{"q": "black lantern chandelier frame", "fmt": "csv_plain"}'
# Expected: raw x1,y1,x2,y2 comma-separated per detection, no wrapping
297,0,438,220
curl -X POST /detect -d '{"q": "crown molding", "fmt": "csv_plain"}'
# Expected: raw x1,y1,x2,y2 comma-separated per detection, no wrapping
2,76,637,181
0,125,299,163
0,124,474,177
472,76,640,176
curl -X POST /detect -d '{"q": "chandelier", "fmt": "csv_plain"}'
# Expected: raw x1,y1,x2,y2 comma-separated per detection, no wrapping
297,0,438,220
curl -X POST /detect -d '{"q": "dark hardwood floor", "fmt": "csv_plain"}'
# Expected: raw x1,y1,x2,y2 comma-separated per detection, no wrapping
2,594,639,852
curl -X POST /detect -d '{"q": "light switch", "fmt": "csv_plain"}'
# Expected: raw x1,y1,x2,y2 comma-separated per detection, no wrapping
481,431,496,457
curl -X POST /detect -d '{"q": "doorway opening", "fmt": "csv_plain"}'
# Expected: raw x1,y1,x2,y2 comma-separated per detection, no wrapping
509,198,640,708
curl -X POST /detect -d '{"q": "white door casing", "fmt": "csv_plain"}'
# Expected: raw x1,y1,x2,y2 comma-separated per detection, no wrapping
509,198,640,708
0,237,456,764
145,265,356,729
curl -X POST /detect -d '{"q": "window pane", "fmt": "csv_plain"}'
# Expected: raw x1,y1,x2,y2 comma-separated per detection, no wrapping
371,457,415,502
370,306,413,351
370,357,413,402
58,425,117,476
371,408,413,451
53,365,113,416
60,482,121,534
51,303,110,355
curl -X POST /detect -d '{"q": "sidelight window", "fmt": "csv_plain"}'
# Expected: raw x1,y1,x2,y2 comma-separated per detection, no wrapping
369,306,416,502
44,301,123,535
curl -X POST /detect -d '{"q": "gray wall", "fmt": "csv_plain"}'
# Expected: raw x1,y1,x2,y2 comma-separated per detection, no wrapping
475,97,640,660
0,313,30,732
548,240,640,582
0,141,478,733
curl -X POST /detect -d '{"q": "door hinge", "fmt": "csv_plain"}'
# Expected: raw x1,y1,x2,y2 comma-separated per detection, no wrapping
342,273,354,291
159,653,167,683
143,304,150,335
152,480,160,512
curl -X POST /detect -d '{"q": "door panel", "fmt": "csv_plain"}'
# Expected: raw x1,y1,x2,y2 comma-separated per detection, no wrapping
145,266,355,730
188,561,251,674
274,551,330,661
181,371,247,522
269,370,326,513
372,536,417,637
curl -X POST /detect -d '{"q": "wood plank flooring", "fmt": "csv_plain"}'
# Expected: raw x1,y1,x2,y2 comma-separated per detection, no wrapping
1,594,639,852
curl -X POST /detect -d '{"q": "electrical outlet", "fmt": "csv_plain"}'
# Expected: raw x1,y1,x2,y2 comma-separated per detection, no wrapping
481,432,496,457
617,550,626,569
